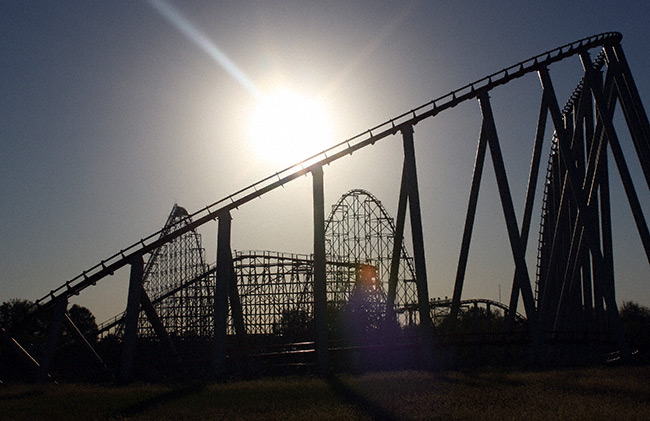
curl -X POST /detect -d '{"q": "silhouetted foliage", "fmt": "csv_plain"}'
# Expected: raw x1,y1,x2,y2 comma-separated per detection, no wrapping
0,298,100,382
0,299,48,350
437,306,499,335
0,299,47,381
273,308,312,342
620,301,650,359
65,304,99,343
327,302,345,340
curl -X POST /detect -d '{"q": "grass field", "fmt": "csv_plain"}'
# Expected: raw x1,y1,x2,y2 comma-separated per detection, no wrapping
1,365,649,420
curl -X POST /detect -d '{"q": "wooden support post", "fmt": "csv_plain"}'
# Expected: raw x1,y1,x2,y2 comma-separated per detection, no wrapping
312,166,329,375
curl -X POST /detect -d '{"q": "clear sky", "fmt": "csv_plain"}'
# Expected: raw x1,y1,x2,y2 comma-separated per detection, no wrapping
2,1,650,322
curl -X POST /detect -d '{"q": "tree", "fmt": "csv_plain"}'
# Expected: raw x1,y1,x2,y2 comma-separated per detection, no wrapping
273,308,312,342
1,299,100,381
0,299,48,347
65,304,99,343
0,299,33,327
0,299,98,347
0,299,49,381
620,301,650,359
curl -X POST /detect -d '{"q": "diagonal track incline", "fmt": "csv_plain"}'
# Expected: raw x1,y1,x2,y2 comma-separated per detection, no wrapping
34,32,622,313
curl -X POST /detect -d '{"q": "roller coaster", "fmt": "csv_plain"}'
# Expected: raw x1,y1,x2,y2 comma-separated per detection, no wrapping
2,32,649,381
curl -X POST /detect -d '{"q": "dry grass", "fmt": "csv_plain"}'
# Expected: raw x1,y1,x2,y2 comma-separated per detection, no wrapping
1,365,649,420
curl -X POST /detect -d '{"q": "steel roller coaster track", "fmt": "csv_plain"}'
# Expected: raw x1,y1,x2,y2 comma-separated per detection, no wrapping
8,31,650,380
33,32,624,312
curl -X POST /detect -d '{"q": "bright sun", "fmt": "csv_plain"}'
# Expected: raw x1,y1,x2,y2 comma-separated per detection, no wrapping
247,88,333,167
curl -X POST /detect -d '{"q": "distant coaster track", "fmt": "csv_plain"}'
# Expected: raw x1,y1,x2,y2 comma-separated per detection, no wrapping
33,32,623,314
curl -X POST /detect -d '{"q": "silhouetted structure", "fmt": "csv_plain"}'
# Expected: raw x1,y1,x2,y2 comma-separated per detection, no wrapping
3,32,649,381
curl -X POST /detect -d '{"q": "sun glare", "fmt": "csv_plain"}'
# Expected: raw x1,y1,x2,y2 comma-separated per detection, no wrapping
247,88,333,167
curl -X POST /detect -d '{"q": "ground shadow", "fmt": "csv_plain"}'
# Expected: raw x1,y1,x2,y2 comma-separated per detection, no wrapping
327,374,399,421
109,382,205,419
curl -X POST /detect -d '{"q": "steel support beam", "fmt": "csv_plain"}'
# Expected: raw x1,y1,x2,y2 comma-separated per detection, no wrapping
32,34,624,315
541,68,602,329
227,251,246,337
478,93,542,353
608,45,650,188
401,125,436,369
212,211,232,377
312,165,329,375
450,122,489,327
598,150,613,329
63,312,111,378
139,287,181,365
582,78,600,331
537,64,611,331
611,45,650,137
386,159,409,319
581,56,650,266
540,65,630,357
538,153,569,323
39,295,68,381
228,249,249,368
506,96,548,331
119,254,144,383
608,69,650,188
551,84,597,332
0,327,43,380
578,82,596,330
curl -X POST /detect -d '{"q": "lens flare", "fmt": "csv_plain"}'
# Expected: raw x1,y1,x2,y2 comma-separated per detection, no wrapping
148,0,259,97
247,88,333,166
149,1,334,167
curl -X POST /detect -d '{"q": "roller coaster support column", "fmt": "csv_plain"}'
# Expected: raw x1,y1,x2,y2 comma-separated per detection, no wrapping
387,159,408,320
119,254,144,383
583,52,650,265
39,295,68,381
450,123,489,330
505,97,547,332
479,92,543,357
64,312,112,379
212,211,232,377
400,125,436,369
0,327,43,381
139,288,181,367
228,249,248,367
540,65,630,358
313,165,329,374
607,45,650,188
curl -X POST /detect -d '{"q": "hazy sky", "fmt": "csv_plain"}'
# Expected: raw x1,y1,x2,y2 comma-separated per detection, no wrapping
2,1,650,322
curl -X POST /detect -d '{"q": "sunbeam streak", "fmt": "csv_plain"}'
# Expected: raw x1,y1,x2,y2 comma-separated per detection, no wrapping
148,0,259,98
148,0,334,168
